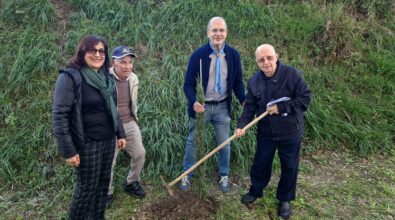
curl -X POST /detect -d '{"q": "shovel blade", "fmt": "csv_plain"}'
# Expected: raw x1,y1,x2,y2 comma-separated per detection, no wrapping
160,175,176,198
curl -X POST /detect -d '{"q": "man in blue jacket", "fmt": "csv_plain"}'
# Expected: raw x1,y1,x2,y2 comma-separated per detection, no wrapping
181,16,246,192
235,44,311,219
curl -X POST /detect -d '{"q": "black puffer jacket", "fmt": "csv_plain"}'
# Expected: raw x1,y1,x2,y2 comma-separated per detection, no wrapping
52,67,125,159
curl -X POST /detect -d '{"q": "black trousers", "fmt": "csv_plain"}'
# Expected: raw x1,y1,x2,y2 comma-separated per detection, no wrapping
69,138,115,220
248,136,301,202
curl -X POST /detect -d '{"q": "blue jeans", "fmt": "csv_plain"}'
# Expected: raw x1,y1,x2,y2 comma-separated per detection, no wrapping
182,102,231,177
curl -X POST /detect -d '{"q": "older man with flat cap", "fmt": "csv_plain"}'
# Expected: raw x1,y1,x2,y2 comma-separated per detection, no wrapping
106,46,146,208
236,44,311,219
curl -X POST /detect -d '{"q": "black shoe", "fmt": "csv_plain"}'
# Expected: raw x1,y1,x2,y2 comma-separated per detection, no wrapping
124,181,146,198
241,193,257,204
278,201,291,219
106,195,113,209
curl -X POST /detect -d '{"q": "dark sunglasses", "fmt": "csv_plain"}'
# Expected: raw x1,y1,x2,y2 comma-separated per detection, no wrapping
87,48,106,56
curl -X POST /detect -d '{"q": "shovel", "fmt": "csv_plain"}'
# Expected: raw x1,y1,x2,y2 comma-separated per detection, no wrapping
162,109,270,197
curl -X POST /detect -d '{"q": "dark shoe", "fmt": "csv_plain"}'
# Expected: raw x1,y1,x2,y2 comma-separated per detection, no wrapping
105,195,113,209
278,201,291,219
124,181,146,198
241,193,257,204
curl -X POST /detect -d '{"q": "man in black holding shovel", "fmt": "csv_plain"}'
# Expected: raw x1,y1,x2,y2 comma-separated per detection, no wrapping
235,44,311,219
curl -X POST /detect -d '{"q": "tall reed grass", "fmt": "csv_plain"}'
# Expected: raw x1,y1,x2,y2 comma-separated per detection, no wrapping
0,1,394,216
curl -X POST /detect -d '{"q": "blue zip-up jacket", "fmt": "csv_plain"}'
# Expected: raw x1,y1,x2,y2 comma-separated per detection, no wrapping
183,42,246,118
237,61,311,141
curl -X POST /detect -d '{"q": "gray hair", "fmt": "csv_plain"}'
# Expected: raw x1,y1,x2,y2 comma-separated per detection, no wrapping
113,57,134,64
255,44,276,57
207,16,227,32
113,58,122,63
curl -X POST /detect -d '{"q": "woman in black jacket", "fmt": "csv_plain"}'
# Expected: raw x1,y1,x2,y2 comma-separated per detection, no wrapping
52,34,126,220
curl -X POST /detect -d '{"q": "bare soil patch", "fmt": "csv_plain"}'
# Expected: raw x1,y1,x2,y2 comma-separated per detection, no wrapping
51,0,69,30
137,190,218,220
50,0,70,54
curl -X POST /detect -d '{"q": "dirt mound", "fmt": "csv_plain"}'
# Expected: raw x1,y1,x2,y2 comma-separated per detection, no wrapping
137,191,218,219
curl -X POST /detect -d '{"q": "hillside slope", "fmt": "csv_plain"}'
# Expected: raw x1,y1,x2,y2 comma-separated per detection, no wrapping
0,0,394,218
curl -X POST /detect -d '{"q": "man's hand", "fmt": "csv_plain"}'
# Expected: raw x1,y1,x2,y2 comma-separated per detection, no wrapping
235,128,245,138
193,101,205,113
267,104,279,115
66,154,80,167
117,138,126,149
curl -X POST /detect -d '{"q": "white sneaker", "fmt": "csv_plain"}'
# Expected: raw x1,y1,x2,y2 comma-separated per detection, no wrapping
219,176,231,192
179,176,191,191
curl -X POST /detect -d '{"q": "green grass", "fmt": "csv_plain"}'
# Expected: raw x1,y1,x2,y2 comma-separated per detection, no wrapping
0,0,394,218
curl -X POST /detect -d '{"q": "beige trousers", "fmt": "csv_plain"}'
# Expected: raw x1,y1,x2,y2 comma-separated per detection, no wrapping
108,119,146,195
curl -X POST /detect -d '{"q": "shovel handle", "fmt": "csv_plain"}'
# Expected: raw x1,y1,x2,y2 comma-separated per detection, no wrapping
168,110,269,187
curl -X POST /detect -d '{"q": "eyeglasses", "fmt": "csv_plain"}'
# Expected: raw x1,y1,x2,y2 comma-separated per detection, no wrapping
87,48,106,56
210,28,226,33
256,56,276,64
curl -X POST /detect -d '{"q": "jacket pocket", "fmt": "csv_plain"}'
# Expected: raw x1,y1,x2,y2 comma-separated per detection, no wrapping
271,114,298,137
